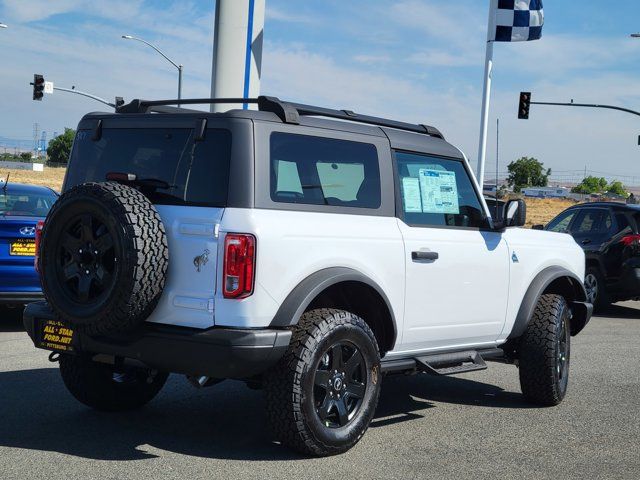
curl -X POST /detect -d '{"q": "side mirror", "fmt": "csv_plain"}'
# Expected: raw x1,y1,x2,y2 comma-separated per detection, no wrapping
504,199,526,227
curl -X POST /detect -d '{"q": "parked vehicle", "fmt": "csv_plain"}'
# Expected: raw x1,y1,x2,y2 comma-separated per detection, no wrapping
540,202,640,311
24,97,591,456
0,181,58,307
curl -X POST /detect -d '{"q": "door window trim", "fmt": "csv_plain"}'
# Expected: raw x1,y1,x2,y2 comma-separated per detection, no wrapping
253,123,395,217
391,149,490,230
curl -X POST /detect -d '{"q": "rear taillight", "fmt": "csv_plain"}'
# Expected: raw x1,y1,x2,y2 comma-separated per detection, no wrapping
621,234,640,247
223,233,256,299
34,220,45,272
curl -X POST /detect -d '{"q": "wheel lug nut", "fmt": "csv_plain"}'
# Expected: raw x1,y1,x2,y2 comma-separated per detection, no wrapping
85,270,90,274
79,249,83,253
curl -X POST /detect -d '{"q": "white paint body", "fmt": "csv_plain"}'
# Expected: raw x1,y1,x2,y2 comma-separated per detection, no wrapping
210,0,265,112
148,198,584,357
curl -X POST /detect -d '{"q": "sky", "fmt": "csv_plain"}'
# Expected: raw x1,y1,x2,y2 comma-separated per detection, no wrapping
1,0,640,185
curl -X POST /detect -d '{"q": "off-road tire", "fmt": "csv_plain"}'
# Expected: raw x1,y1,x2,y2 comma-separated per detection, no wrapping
518,294,571,406
59,354,168,411
264,309,381,456
585,266,610,313
39,182,169,335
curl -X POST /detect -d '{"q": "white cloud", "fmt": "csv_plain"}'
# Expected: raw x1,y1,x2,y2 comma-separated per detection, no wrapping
1,0,83,22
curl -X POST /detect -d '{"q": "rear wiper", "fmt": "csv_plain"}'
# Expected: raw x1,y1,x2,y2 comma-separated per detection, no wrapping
106,172,171,191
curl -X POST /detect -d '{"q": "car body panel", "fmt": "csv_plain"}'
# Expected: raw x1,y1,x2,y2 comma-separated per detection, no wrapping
545,202,640,301
0,184,58,301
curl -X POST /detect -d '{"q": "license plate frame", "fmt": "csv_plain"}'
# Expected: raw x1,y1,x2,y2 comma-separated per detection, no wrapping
37,319,75,352
10,239,36,256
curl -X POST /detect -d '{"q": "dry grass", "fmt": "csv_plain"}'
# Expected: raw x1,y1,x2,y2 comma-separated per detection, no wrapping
0,166,579,227
523,197,578,227
1,166,66,191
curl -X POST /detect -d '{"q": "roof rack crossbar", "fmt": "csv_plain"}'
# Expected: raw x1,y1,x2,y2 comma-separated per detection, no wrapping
117,98,258,114
116,96,444,139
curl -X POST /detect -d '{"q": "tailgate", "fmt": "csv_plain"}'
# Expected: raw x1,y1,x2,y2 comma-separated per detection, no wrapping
145,205,224,329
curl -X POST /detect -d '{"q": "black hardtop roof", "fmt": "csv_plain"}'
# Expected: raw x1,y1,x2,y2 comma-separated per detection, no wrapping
78,96,465,160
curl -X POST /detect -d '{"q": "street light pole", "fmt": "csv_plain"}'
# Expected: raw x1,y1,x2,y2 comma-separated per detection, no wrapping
122,35,183,105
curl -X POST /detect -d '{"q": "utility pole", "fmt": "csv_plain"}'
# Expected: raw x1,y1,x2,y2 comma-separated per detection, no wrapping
32,123,39,159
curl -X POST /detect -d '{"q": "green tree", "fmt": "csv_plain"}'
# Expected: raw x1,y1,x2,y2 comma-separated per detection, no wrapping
606,181,628,197
507,157,551,192
46,128,75,165
571,176,608,194
19,152,32,162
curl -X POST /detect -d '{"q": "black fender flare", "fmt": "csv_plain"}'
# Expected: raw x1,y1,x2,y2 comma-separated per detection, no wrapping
269,267,397,347
508,266,592,339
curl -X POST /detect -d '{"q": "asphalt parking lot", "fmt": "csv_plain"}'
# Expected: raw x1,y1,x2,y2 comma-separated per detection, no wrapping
1,304,638,480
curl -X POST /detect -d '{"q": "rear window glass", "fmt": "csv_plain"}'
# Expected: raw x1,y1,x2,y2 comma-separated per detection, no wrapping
0,191,57,217
66,128,231,207
270,133,381,209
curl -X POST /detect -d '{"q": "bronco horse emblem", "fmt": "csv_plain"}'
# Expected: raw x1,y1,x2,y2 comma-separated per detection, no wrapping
193,249,210,272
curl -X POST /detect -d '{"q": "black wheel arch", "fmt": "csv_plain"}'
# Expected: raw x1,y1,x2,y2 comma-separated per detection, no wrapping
509,266,592,340
269,267,397,355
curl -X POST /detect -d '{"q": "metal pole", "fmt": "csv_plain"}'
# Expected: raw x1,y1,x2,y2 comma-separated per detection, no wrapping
122,35,183,104
495,118,499,218
53,87,115,108
477,0,498,187
531,100,640,118
178,65,183,106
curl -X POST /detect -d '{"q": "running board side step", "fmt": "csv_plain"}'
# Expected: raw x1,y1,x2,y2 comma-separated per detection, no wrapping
414,350,487,376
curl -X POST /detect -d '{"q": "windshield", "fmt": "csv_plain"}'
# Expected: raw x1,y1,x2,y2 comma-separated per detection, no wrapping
0,190,57,217
65,127,232,207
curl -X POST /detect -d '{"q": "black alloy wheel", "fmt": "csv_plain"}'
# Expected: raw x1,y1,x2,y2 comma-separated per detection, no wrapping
556,306,570,391
56,212,118,304
313,341,367,428
265,309,382,456
39,182,169,335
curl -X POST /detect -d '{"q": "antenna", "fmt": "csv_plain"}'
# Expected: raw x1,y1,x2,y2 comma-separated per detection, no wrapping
2,172,9,191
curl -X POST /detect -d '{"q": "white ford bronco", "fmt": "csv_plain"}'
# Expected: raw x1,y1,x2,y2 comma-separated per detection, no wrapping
24,96,592,456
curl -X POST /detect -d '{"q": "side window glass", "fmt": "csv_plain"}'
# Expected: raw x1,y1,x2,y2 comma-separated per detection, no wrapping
599,211,614,234
270,133,381,209
394,151,485,228
574,210,603,234
615,213,631,234
547,211,575,233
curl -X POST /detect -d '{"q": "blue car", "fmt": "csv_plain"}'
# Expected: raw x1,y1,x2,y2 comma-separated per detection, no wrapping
0,182,58,306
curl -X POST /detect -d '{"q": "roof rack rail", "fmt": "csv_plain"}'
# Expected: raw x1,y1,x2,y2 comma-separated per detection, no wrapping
116,96,444,139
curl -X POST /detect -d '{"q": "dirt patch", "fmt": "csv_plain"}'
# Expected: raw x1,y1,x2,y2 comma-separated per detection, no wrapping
523,197,578,227
0,167,66,191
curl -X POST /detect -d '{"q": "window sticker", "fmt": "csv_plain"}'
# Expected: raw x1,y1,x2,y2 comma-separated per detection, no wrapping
418,169,460,214
402,177,423,212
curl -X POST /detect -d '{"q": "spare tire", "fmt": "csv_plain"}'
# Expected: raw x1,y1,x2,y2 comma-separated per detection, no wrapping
39,182,169,335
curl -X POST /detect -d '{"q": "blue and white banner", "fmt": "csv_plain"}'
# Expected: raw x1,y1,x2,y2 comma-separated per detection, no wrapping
491,0,544,42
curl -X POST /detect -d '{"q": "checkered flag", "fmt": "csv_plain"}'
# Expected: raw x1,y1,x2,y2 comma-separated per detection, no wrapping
492,0,544,42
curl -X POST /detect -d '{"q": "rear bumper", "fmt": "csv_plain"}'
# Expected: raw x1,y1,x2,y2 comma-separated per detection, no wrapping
614,265,640,298
0,291,44,305
23,302,292,380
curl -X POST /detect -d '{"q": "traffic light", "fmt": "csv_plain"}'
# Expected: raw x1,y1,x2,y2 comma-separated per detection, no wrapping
32,74,45,101
518,91,531,119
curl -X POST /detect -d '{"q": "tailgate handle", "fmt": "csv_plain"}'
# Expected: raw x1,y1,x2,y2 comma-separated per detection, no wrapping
412,251,439,261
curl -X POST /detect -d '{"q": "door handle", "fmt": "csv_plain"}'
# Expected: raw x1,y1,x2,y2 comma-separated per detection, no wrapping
581,239,592,245
412,251,439,261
